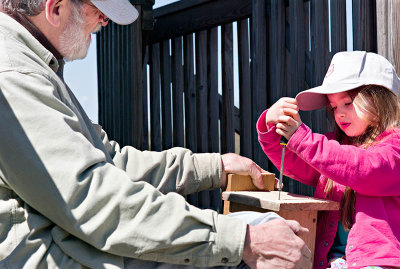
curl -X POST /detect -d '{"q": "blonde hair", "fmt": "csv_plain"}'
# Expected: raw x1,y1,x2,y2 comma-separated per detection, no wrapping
325,85,400,230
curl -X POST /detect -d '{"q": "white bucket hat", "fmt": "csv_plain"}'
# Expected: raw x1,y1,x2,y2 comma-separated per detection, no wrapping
295,51,400,111
90,0,139,25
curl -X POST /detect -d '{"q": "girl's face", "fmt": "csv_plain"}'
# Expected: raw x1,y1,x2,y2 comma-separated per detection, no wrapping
327,92,370,137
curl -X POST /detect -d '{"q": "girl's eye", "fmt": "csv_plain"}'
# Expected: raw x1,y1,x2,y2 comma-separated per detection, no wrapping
345,102,352,106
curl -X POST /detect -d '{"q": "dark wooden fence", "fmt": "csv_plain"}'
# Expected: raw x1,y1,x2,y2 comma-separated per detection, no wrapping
97,0,377,212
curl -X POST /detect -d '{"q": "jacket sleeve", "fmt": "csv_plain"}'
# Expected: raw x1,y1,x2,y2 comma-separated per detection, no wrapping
0,71,246,267
287,123,400,196
257,110,321,187
92,123,222,195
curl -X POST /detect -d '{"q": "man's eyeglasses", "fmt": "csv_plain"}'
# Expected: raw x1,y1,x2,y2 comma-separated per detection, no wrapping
81,0,109,22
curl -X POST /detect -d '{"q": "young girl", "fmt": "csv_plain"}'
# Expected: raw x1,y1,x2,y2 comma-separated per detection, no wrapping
257,51,400,269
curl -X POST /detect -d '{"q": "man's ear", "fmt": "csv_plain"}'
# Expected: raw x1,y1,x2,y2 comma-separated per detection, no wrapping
45,0,64,27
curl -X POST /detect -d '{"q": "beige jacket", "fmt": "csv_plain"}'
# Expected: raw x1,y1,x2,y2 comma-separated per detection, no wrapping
0,12,246,268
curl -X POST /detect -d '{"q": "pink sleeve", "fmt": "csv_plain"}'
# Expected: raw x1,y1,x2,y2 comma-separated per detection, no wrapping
257,110,321,187
287,124,400,196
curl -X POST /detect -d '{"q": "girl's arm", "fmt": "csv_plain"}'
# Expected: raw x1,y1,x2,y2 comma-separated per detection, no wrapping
257,110,321,187
287,124,400,196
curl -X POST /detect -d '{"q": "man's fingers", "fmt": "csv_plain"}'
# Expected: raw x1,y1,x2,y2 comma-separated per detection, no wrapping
286,220,309,236
250,163,264,189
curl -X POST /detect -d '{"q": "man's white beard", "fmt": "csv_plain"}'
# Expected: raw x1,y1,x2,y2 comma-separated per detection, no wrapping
59,4,100,61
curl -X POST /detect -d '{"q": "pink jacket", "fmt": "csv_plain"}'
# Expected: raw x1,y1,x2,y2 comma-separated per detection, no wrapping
257,110,400,269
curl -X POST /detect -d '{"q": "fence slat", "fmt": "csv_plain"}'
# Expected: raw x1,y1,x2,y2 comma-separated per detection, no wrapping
196,30,209,153
251,0,269,170
310,0,330,136
269,0,286,104
150,43,162,151
160,40,173,150
207,27,220,153
330,0,347,54
184,34,197,152
142,46,149,150
221,23,235,154
172,37,185,147
352,0,377,52
132,8,145,150
238,19,252,159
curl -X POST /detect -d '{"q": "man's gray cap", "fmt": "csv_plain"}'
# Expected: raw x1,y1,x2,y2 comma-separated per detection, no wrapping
90,0,139,25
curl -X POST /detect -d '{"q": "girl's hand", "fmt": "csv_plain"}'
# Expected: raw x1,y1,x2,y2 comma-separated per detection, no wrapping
275,111,302,140
265,97,299,126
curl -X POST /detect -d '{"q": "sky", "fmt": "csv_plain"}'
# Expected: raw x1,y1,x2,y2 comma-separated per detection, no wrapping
64,0,352,124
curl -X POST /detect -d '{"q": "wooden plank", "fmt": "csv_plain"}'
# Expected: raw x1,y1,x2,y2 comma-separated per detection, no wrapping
251,0,269,169
238,19,252,159
330,0,347,54
195,30,209,153
208,28,222,212
131,8,145,150
171,37,185,147
151,0,252,43
160,40,172,150
222,191,340,212
376,0,388,58
310,0,330,136
208,27,219,153
226,173,275,192
150,43,162,151
289,0,311,131
183,34,197,152
224,201,319,264
269,0,286,103
352,0,377,52
221,23,235,154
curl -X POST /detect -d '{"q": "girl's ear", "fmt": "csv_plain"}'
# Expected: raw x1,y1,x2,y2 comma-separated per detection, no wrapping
45,0,64,27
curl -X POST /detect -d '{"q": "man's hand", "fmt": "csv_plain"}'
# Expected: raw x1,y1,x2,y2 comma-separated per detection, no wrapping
221,153,265,189
242,219,312,269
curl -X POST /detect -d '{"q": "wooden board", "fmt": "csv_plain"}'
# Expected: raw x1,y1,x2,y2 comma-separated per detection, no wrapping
223,191,340,212
226,173,275,191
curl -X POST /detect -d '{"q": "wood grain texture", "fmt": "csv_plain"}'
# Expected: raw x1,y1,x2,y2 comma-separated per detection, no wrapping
223,191,340,212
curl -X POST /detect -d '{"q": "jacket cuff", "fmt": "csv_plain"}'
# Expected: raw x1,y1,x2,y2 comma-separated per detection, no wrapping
257,110,280,143
194,153,223,190
212,214,247,266
286,123,310,152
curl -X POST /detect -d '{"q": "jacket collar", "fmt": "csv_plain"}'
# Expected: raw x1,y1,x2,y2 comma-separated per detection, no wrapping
0,11,60,72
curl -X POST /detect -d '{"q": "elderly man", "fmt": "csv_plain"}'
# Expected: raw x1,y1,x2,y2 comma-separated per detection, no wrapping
0,0,312,268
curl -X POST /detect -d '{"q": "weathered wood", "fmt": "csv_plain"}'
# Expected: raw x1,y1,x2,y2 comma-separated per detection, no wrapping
221,23,235,154
251,0,269,170
238,19,252,159
310,0,330,137
330,0,347,54
269,0,286,103
377,0,400,76
222,190,340,263
151,0,252,43
183,34,197,152
141,46,149,150
208,27,222,212
171,37,185,147
150,43,162,151
208,27,219,154
223,191,340,212
160,40,172,150
196,30,209,153
352,0,377,52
